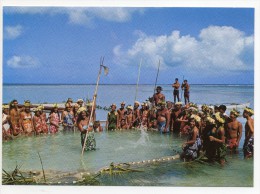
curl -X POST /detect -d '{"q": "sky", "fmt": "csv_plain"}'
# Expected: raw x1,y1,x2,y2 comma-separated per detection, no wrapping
3,7,254,85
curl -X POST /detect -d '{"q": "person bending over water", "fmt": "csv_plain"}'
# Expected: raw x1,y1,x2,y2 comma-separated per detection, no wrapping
180,117,201,162
242,107,254,159
77,108,96,151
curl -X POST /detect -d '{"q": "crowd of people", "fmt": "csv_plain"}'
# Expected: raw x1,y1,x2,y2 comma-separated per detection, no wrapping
2,81,254,164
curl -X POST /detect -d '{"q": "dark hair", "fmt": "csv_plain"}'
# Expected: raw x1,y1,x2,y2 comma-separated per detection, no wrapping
9,99,18,110
219,105,227,112
175,78,178,81
156,86,162,90
77,110,88,124
50,107,60,119
184,80,187,82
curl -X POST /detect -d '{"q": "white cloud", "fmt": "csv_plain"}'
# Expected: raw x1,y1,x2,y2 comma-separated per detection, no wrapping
113,26,254,75
4,7,144,26
4,25,23,40
7,55,40,68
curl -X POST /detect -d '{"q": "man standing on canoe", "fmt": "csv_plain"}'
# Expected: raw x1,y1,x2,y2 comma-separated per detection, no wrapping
181,80,190,105
226,109,242,153
172,78,180,103
153,86,165,106
242,107,254,159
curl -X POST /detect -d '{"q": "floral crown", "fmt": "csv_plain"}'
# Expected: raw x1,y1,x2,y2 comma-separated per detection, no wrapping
244,107,254,115
190,114,201,123
77,107,86,114
230,109,240,117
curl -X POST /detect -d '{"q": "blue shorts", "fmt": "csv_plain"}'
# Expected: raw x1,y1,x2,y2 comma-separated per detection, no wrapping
158,121,169,133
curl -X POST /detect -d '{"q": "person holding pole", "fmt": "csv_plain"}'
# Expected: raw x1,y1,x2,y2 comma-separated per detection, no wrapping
77,108,96,151
172,78,180,103
81,57,108,155
181,80,190,105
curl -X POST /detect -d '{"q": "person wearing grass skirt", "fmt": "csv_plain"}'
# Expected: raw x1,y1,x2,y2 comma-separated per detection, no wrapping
77,108,96,151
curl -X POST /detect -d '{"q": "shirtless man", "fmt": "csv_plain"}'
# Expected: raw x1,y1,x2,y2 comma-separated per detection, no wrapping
148,106,157,129
226,109,242,153
20,101,34,135
9,99,21,136
153,86,165,106
133,101,141,128
117,102,127,128
125,105,134,129
181,80,190,105
156,101,170,133
171,102,183,133
242,107,254,159
172,78,180,103
140,103,149,129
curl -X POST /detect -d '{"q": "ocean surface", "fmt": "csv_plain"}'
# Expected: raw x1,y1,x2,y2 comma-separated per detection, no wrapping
2,84,254,186
2,84,254,120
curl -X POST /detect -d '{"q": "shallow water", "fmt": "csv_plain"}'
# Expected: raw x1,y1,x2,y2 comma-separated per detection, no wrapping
2,130,253,186
2,84,254,186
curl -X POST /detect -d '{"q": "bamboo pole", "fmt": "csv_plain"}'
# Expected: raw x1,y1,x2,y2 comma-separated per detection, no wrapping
134,58,142,102
152,60,161,105
81,57,104,156
181,75,184,102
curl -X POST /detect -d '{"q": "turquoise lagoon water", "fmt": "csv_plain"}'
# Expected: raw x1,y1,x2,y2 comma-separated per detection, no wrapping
2,84,254,186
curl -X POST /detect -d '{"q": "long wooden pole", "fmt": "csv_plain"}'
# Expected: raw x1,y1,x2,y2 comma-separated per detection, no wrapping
134,58,142,102
81,57,104,156
152,60,161,105
180,75,184,102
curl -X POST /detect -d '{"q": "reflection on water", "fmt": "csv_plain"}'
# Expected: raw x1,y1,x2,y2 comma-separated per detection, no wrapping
2,130,253,186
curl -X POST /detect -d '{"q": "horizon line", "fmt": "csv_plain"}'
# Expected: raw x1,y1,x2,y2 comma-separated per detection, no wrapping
3,83,254,86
